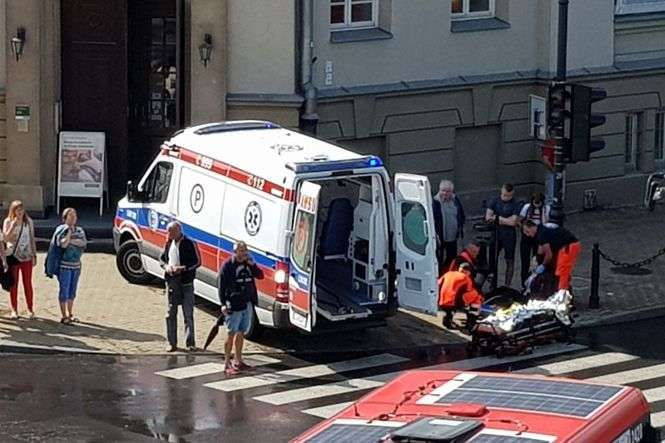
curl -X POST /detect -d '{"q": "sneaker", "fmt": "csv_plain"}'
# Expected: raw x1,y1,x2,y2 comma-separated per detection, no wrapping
166,345,178,353
187,346,197,352
9,311,18,320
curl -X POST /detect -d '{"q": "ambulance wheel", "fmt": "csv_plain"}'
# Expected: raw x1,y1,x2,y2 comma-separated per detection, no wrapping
244,305,263,340
116,241,153,285
648,197,656,211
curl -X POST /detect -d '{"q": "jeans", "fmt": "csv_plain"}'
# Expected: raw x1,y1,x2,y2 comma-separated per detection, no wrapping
520,235,539,286
165,278,195,348
545,172,555,205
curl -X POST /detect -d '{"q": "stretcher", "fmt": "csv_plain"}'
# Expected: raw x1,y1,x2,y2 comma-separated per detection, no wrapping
465,286,575,358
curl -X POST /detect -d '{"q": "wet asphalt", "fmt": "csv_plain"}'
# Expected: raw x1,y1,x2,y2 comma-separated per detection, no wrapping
0,318,664,442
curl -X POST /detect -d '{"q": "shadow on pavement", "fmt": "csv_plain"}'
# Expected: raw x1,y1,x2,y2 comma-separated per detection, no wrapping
0,315,164,352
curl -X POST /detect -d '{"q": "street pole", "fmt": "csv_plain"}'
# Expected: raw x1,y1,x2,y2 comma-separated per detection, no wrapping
549,0,569,226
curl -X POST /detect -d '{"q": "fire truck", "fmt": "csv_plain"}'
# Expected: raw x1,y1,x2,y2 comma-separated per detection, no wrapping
292,370,659,442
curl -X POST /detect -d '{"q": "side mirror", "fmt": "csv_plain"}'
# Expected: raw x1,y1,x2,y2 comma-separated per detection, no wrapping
127,180,139,202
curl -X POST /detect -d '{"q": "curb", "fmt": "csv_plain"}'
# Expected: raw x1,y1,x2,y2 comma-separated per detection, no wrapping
573,305,665,330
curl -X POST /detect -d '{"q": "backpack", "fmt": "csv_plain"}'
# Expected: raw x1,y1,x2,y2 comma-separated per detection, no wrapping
44,227,66,278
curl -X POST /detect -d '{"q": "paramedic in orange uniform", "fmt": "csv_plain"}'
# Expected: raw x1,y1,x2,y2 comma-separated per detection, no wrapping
438,262,484,329
522,220,581,291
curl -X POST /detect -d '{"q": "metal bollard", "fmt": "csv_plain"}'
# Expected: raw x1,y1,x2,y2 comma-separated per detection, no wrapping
589,243,600,309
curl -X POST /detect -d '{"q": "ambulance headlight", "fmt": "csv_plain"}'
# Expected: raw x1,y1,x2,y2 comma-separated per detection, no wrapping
378,291,386,302
274,269,287,285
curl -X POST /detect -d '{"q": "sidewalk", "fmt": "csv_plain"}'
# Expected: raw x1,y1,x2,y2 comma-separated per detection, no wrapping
0,205,663,355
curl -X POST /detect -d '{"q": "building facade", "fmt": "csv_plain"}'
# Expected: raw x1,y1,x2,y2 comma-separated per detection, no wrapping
0,0,664,214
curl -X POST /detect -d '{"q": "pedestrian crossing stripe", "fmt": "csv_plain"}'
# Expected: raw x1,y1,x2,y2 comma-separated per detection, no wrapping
204,353,408,392
255,343,586,406
155,355,281,379
153,344,665,429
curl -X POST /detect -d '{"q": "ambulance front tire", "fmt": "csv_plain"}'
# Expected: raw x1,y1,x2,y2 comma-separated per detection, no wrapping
116,241,154,285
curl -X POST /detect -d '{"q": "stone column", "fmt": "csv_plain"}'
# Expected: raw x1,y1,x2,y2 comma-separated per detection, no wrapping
3,0,58,214
189,0,227,125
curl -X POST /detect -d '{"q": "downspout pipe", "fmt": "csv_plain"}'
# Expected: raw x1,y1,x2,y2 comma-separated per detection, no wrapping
300,0,318,134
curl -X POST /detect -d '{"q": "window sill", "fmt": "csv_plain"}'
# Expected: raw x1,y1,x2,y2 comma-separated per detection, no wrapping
615,11,665,23
330,28,393,44
450,17,511,33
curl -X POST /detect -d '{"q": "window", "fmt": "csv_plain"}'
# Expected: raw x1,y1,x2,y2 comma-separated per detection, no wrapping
656,111,664,161
452,0,495,19
625,113,643,167
292,210,315,272
616,0,665,15
142,162,173,203
401,202,428,256
330,0,378,29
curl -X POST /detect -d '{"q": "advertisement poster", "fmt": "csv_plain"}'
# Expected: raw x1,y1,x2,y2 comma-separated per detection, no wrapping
58,131,105,198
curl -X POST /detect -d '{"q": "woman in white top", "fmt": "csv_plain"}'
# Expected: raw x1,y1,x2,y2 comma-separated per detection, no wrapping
2,200,37,319
519,192,551,287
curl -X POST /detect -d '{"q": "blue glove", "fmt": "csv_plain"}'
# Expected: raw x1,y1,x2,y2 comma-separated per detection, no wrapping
535,264,545,275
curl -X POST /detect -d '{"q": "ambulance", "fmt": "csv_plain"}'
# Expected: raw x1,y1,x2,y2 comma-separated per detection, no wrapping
113,121,440,337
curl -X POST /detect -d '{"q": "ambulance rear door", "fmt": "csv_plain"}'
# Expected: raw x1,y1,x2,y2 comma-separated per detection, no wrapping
288,181,321,332
393,174,439,315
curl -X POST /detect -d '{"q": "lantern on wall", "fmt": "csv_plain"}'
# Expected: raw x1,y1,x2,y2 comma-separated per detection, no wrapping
10,27,26,62
198,33,213,67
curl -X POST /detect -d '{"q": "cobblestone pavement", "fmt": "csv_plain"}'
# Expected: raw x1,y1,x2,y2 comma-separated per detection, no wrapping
1,205,663,354
0,253,466,354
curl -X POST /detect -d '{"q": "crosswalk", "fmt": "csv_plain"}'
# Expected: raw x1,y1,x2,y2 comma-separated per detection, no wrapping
154,343,665,429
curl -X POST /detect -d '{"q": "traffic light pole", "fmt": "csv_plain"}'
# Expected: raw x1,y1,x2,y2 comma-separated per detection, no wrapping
550,0,569,227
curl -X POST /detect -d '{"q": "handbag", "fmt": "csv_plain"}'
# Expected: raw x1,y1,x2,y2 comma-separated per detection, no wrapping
6,221,25,267
0,265,13,290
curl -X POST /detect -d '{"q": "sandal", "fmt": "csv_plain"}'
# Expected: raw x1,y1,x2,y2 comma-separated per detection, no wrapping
68,316,79,323
27,312,35,320
234,361,252,371
60,317,71,325
224,366,239,376
9,311,18,320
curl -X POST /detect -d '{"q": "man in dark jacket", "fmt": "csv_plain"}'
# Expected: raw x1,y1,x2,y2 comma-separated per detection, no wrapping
218,241,264,375
432,180,466,273
159,221,201,352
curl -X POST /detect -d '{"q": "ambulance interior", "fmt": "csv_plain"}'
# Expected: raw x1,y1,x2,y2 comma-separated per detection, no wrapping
311,175,389,321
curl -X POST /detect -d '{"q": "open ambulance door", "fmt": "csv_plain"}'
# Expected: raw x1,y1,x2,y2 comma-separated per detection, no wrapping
288,181,321,332
393,174,439,315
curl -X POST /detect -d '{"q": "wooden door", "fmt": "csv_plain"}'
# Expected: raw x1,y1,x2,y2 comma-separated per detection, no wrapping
61,0,128,197
128,0,181,180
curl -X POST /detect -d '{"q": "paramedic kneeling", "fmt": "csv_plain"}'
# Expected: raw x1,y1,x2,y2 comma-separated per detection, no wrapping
438,263,484,329
522,220,581,291
219,241,264,375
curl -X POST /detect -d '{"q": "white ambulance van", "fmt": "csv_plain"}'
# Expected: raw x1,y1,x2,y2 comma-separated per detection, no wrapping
113,121,439,336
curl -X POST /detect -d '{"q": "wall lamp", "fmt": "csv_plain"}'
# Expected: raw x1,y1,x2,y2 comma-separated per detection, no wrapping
198,33,213,67
10,27,26,62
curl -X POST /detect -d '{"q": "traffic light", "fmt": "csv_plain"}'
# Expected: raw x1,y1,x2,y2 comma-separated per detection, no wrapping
569,84,607,162
547,83,573,160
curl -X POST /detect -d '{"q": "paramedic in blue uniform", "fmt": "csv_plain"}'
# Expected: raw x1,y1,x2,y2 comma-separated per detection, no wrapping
219,241,264,375
485,183,521,288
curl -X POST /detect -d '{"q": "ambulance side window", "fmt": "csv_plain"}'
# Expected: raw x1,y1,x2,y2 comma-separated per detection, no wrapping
292,209,315,272
401,202,428,256
143,162,173,203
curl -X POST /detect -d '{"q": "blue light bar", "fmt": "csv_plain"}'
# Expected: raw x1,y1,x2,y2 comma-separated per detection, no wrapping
287,156,384,173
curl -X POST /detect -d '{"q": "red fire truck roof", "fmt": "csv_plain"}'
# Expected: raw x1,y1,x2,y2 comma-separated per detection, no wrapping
292,370,651,442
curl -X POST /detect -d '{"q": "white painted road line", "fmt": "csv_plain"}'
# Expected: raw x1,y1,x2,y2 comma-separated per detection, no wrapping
302,402,355,419
650,411,665,428
589,362,665,385
155,356,281,380
255,343,587,406
644,386,665,404
514,352,639,376
204,353,409,392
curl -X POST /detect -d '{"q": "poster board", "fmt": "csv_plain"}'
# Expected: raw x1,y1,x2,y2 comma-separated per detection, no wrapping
57,131,108,216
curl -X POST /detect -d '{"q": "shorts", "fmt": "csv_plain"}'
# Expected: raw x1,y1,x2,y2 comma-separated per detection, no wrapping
58,267,81,302
227,303,251,334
